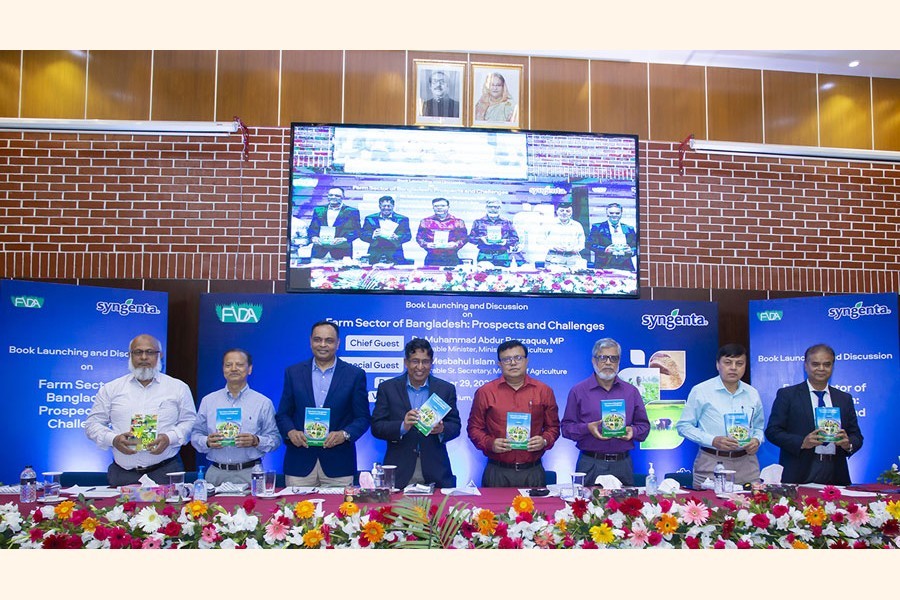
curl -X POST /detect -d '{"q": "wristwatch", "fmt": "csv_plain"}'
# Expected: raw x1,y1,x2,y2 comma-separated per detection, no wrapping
342,430,350,442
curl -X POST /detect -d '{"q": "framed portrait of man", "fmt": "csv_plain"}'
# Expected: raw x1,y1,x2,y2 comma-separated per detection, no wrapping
414,60,466,127
471,63,523,129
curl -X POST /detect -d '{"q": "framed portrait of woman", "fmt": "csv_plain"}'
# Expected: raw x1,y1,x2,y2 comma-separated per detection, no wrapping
414,60,466,127
470,63,523,129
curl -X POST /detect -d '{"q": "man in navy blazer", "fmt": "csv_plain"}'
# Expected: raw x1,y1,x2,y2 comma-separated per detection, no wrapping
276,320,370,487
589,203,637,272
765,344,863,485
308,186,361,261
359,195,412,265
371,338,460,488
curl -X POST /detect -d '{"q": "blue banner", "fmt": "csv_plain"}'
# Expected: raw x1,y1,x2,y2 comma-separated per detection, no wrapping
749,293,899,483
0,280,168,483
198,293,719,486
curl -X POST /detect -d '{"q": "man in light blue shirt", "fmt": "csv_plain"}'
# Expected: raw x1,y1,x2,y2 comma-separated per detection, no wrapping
676,343,764,489
191,349,281,486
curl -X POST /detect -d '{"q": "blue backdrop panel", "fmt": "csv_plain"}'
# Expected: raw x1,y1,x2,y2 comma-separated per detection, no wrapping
198,293,718,486
0,280,168,483
749,293,899,483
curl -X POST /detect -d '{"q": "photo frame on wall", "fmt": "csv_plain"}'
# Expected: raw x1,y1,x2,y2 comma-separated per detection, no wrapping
414,60,466,126
471,63,523,129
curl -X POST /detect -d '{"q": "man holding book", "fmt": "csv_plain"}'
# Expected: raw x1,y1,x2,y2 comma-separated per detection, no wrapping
561,338,650,486
85,334,197,486
371,338,461,488
415,197,468,266
360,195,412,265
467,340,560,487
468,198,520,267
765,344,863,485
190,349,281,486
676,343,765,489
276,321,371,487
307,186,361,261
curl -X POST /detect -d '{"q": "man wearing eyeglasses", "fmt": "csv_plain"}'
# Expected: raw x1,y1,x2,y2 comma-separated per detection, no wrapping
308,186,361,261
467,340,560,487
561,338,650,486
86,334,197,486
371,338,461,488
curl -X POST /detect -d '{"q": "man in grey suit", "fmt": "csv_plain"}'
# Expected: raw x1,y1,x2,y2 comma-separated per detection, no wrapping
765,343,863,485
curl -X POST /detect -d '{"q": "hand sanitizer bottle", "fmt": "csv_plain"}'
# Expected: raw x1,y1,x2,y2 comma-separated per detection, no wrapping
193,466,208,501
645,462,659,495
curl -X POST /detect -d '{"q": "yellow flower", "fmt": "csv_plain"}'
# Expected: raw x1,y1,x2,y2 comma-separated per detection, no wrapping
303,528,325,548
411,505,428,522
886,501,900,520
791,539,809,549
339,501,359,517
476,509,497,535
294,500,316,520
81,517,99,533
655,513,679,536
186,499,208,518
804,505,826,527
556,519,567,533
511,495,534,514
589,523,615,545
54,500,76,520
362,521,385,543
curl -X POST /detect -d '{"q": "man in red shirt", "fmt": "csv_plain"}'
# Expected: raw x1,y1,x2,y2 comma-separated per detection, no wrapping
467,340,560,487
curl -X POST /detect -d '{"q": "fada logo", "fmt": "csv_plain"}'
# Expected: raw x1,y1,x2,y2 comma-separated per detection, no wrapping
96,298,162,316
216,303,263,324
827,300,892,321
641,308,709,331
10,295,44,308
756,310,783,322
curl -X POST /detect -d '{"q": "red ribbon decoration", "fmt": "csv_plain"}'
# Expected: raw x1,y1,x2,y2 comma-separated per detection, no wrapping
677,134,694,176
234,116,250,162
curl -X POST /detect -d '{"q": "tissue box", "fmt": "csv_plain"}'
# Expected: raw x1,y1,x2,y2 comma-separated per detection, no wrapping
120,485,167,503
343,486,391,503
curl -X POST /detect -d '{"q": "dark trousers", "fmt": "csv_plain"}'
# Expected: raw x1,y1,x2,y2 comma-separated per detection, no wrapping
481,462,545,488
107,456,184,486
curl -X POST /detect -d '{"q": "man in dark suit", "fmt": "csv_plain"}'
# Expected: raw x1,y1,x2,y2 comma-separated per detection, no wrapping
421,70,460,118
359,195,412,265
307,186,361,260
765,343,863,485
589,202,637,271
275,320,370,487
371,338,460,488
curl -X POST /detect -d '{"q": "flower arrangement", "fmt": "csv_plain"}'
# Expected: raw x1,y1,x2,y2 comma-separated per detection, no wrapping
878,458,900,487
2,489,897,550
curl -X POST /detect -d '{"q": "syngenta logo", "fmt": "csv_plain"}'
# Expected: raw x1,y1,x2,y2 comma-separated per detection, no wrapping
641,308,709,331
756,311,783,322
216,303,263,324
96,298,162,316
10,295,44,308
827,300,892,321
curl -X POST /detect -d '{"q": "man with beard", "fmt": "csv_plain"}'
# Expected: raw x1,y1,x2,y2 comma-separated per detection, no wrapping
561,338,650,486
86,334,197,486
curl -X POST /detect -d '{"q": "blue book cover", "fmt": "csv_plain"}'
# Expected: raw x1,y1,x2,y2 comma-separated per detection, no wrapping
414,393,451,435
815,407,842,443
600,399,627,438
723,412,751,445
506,412,531,450
304,407,331,447
216,407,242,446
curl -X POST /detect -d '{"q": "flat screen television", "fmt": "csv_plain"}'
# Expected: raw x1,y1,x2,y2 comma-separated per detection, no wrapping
286,123,640,297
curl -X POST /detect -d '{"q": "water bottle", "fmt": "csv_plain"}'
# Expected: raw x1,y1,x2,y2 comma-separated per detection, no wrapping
19,465,37,503
250,463,265,497
372,462,384,488
645,462,658,495
713,461,726,494
192,466,208,502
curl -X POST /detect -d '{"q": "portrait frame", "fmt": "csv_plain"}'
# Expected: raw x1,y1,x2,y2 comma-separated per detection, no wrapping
414,60,466,127
470,63,523,129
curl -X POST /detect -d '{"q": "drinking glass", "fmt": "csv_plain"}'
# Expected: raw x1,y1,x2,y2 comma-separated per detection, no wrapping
571,472,586,500
382,465,397,491
166,471,189,502
264,470,277,496
42,471,62,501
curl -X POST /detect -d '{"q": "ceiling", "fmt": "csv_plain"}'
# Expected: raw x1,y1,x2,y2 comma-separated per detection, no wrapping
488,50,900,80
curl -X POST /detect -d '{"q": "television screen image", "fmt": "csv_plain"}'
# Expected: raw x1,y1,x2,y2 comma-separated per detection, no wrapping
287,123,640,297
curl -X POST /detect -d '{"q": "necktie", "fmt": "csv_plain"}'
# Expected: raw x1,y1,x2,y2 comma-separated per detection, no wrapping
813,390,826,407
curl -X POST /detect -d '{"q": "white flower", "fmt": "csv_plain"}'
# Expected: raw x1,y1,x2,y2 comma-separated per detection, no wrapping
216,508,259,533
218,538,239,549
0,510,23,533
39,505,55,519
105,504,127,522
132,506,166,533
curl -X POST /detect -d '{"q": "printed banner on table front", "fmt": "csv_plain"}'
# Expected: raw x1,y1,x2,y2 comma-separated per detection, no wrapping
749,293,900,483
0,280,168,484
198,293,719,486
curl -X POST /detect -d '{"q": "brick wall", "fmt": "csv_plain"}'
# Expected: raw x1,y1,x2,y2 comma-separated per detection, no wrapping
2,130,898,293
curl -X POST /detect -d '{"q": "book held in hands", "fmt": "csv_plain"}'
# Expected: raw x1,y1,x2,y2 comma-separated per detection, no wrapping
724,412,751,445
216,407,242,446
600,399,627,438
506,412,531,450
304,407,331,447
130,413,158,451
414,393,451,435
815,407,842,443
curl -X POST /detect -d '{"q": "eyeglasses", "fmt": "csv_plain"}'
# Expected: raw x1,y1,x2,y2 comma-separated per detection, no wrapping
407,359,432,367
499,355,526,365
594,355,620,363
326,193,342,198
130,350,160,358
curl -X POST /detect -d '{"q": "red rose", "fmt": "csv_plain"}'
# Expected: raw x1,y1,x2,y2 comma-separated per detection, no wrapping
882,519,899,537
721,518,735,538
648,531,663,546
829,540,850,549
736,540,752,549
684,536,701,549
161,521,182,537
571,498,589,519
242,498,257,512
771,504,789,518
581,540,598,549
658,498,673,513
515,512,533,524
122,501,137,513
713,540,726,549
751,513,771,529
831,512,845,524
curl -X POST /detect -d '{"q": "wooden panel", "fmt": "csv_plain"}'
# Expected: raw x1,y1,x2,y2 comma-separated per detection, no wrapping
0,51,21,117
819,74,872,149
648,63,706,142
530,57,589,132
872,78,900,151
281,51,343,125
87,50,151,120
21,50,87,119
217,50,280,127
152,50,216,121
590,60,648,138
763,70,817,146
706,67,763,143
344,50,405,125
711,288,767,352
468,53,528,129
